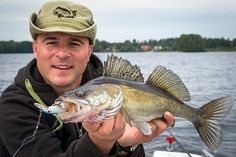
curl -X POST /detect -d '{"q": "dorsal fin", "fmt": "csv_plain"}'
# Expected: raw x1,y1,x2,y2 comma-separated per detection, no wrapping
104,54,144,82
147,66,191,102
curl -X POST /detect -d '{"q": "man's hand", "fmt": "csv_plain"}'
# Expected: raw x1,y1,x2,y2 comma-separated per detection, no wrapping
82,111,174,154
118,112,174,147
82,112,126,154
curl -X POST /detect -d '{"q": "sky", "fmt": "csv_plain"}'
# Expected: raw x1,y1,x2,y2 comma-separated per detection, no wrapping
0,0,236,42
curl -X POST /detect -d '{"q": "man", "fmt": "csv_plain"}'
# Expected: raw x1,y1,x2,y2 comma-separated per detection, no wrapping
0,1,174,156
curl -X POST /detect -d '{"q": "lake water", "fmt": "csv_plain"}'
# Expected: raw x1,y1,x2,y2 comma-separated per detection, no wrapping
0,52,236,157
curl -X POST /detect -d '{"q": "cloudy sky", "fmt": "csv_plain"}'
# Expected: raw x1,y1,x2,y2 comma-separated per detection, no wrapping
0,0,236,42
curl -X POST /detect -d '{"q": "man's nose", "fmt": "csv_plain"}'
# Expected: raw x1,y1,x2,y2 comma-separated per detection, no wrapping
56,46,71,59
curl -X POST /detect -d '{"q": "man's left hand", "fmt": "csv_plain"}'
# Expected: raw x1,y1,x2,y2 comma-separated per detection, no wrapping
118,111,174,147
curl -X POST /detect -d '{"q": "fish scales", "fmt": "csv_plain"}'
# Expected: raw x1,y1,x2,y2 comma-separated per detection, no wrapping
117,84,199,123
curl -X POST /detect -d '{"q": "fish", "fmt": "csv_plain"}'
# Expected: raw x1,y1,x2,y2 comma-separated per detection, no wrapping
42,54,233,152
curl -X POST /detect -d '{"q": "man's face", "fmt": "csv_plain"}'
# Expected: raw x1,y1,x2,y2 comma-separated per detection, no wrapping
32,32,93,95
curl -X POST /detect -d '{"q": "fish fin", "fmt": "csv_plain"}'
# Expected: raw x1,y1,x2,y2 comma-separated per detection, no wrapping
195,96,233,152
146,66,191,102
132,121,152,135
104,54,144,82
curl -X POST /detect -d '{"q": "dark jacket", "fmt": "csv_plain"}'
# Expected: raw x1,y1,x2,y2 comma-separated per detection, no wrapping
0,54,145,157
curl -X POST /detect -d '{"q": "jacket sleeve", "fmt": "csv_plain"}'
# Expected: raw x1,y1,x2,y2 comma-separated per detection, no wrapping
117,144,145,157
131,145,145,157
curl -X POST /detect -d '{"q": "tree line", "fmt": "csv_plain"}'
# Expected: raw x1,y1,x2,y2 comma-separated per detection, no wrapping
0,34,236,53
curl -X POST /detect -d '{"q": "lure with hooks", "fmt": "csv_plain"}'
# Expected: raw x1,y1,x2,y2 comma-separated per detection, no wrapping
34,103,68,114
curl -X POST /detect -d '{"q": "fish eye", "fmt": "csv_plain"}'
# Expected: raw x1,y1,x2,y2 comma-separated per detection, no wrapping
76,90,85,97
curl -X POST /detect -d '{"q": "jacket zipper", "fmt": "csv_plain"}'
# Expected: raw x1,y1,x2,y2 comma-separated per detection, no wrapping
75,123,83,138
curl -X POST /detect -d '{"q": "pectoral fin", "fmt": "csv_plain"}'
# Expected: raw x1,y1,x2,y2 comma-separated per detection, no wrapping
132,121,152,135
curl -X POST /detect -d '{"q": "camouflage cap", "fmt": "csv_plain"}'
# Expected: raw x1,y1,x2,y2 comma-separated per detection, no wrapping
29,0,96,44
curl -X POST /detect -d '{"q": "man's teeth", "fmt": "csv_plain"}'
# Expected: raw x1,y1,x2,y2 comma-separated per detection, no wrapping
54,65,71,69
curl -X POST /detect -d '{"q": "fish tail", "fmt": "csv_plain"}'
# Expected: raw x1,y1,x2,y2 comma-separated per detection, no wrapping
195,96,233,152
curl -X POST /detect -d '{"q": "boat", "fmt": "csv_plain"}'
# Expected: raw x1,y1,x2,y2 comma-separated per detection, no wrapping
153,150,202,157
152,130,214,157
153,149,214,157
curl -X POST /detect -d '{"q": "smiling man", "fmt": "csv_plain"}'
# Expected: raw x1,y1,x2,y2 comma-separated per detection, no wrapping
0,1,174,157
32,33,93,95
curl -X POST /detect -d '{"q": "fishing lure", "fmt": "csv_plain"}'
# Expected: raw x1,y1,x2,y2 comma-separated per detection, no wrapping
34,103,68,114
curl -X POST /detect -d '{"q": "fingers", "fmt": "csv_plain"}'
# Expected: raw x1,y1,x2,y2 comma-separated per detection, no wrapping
142,112,174,142
149,119,168,136
82,121,101,132
118,112,175,146
99,112,126,136
113,112,126,133
163,111,175,127
82,112,126,138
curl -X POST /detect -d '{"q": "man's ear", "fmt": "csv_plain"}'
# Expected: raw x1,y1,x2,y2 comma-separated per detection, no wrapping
87,44,94,61
32,40,38,59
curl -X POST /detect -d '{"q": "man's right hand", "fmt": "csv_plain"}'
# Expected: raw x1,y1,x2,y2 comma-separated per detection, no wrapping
82,112,126,154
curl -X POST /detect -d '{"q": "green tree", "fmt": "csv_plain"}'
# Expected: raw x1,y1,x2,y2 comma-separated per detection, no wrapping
157,38,177,51
176,34,205,52
18,41,33,53
94,39,111,52
232,39,236,47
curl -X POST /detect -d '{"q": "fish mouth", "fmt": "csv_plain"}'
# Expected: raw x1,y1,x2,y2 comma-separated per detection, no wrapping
55,98,93,122
60,98,91,113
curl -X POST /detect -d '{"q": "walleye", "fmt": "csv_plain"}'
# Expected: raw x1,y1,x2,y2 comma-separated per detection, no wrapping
37,54,233,152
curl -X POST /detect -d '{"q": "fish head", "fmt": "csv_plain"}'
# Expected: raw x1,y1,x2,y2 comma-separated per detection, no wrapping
53,84,122,123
